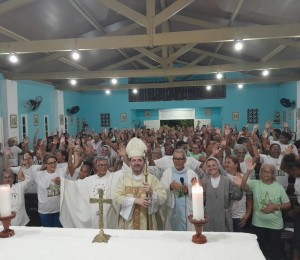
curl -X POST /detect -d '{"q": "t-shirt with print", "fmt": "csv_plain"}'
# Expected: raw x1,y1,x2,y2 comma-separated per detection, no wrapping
248,180,290,229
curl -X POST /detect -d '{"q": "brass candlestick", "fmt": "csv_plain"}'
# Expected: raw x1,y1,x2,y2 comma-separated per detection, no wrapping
188,214,208,244
0,211,16,238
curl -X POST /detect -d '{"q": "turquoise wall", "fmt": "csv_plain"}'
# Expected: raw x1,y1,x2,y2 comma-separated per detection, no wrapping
80,82,283,133
276,81,297,128
63,91,83,136
17,80,56,141
0,73,297,139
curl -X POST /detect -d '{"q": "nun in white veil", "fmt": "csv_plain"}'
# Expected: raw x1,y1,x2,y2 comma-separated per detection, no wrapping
201,157,243,232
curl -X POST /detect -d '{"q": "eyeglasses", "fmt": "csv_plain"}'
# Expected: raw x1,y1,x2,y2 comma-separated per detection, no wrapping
46,161,57,165
172,158,185,161
262,170,273,174
97,164,108,167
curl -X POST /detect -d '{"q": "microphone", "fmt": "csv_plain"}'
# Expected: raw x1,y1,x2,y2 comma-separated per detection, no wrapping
180,177,184,185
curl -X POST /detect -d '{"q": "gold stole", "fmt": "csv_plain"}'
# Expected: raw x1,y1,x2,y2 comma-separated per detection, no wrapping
125,186,145,230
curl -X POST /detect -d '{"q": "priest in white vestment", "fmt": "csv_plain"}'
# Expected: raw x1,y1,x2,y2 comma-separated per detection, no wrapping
160,149,198,231
60,157,121,229
114,138,167,230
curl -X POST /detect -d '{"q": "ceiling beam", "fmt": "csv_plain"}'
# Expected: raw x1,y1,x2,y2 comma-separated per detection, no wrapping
134,47,163,64
153,0,194,27
1,23,299,54
208,0,245,65
101,46,161,70
68,0,140,70
181,46,245,63
96,0,147,27
171,14,300,50
167,43,197,63
5,59,300,80
57,75,300,91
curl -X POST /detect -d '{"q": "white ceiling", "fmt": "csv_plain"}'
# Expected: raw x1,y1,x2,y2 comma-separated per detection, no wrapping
0,0,299,91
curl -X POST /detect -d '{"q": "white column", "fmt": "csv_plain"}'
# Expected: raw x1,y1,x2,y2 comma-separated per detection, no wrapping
0,79,19,144
296,81,300,139
53,90,65,132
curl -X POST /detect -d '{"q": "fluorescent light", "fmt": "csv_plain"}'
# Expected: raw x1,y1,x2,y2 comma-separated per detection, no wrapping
133,89,138,94
262,69,269,76
70,79,77,85
206,85,212,91
71,50,80,60
111,78,118,85
8,53,18,63
216,73,223,79
105,89,111,95
234,40,243,51
238,83,243,89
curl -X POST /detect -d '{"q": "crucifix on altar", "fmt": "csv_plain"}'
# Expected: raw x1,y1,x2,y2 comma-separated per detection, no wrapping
89,188,112,243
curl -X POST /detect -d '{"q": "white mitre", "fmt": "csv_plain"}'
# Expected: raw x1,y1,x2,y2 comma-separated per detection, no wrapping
126,137,147,158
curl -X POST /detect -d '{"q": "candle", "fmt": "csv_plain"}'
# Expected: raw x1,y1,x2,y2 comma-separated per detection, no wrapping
192,183,204,220
0,184,11,217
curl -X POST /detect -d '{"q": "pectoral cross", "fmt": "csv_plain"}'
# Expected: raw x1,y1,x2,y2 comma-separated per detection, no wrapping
89,188,112,243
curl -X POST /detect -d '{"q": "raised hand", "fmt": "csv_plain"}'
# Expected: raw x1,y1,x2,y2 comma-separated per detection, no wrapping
265,121,271,130
284,145,293,155
245,158,256,172
60,135,65,144
262,130,268,139
117,144,127,157
234,172,243,186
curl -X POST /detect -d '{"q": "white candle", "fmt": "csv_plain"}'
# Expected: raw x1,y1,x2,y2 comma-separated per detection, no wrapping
192,183,204,220
0,184,11,217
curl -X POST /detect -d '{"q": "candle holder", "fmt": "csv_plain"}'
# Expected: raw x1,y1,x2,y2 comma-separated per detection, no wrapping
0,211,16,238
188,214,208,244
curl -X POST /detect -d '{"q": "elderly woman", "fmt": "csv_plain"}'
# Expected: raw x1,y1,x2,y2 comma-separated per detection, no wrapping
253,143,289,190
202,157,243,232
22,154,69,227
241,162,291,260
1,168,29,226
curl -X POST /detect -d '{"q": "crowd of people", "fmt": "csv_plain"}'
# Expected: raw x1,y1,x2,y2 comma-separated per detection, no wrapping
1,120,299,260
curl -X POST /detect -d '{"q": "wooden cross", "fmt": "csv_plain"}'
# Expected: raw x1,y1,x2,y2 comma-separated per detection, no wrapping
89,188,112,230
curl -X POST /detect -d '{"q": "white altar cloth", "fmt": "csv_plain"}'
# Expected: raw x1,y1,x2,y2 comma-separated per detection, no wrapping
0,227,264,260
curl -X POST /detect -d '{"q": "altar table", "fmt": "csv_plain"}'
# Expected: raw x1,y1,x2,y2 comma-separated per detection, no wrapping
0,226,265,260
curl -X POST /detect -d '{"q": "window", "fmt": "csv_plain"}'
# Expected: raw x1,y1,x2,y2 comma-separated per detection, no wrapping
21,114,28,138
64,116,68,133
44,115,49,137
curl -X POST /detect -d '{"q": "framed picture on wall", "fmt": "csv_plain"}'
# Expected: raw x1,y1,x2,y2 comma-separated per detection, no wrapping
10,114,17,128
120,113,127,122
144,110,150,118
33,115,39,126
205,108,211,116
232,112,239,121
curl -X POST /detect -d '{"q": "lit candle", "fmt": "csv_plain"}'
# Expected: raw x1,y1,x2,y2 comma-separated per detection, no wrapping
192,183,204,220
0,184,11,217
